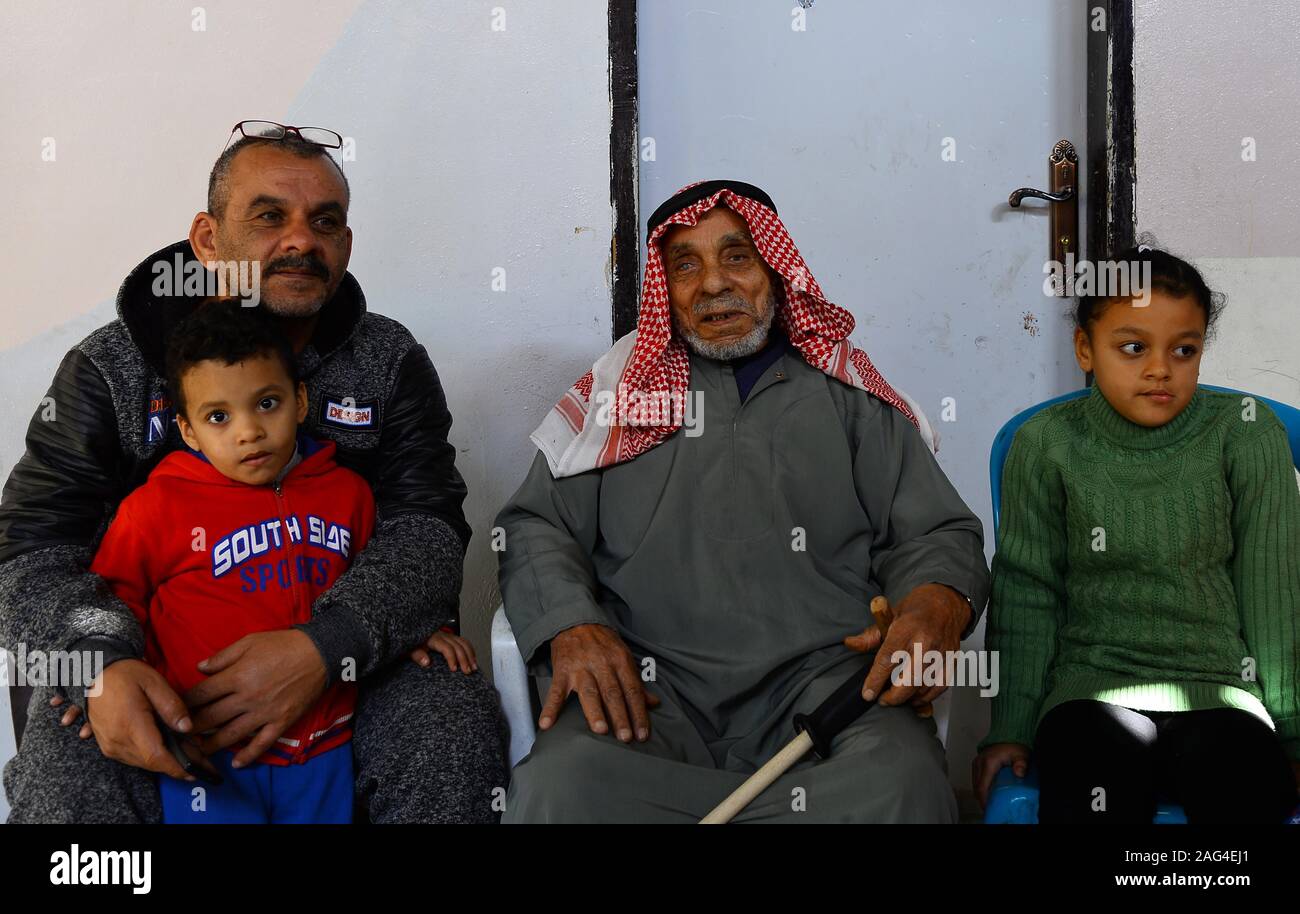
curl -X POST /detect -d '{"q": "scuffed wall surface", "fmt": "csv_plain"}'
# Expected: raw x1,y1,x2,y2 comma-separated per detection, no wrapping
1134,0,1300,402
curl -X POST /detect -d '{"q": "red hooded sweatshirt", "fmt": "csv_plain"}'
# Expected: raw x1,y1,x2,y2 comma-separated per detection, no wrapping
90,434,375,765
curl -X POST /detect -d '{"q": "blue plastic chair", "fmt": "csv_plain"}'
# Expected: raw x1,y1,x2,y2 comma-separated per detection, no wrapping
983,384,1300,825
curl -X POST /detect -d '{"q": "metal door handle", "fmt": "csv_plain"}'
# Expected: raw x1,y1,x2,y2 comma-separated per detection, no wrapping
1008,185,1075,207
1006,140,1079,294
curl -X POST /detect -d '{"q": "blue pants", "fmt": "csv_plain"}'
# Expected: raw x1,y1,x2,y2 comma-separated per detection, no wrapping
159,742,354,824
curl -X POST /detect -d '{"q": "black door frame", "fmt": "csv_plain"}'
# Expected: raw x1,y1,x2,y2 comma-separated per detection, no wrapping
609,0,640,341
607,0,1138,341
1087,0,1137,261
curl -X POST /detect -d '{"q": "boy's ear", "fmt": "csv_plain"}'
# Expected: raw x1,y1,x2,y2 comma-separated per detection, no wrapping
176,412,200,452
1073,326,1094,374
295,381,309,423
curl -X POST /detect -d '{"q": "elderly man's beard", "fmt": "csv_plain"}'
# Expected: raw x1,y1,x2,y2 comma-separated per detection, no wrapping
676,290,778,360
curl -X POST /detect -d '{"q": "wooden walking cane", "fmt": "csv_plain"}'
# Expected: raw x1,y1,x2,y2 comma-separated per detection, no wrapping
699,594,931,824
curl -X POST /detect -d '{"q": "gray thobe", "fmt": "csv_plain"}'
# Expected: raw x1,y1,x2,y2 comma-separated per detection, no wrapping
496,344,990,822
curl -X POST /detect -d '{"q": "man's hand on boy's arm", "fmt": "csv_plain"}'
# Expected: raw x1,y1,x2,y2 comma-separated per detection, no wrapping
184,629,328,768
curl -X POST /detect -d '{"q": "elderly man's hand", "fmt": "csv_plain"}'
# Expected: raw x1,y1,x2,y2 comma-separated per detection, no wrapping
540,623,660,743
847,583,970,708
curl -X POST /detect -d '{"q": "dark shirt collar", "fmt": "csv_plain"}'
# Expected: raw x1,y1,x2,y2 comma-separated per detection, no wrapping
730,327,790,402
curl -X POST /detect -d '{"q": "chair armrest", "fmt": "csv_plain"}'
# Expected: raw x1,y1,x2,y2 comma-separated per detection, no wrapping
932,688,952,749
491,606,537,768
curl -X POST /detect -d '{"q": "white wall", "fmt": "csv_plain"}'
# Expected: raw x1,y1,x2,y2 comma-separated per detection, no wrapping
1134,0,1300,404
0,0,613,682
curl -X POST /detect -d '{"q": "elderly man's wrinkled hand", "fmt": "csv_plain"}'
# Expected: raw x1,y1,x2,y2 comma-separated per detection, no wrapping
541,623,660,743
851,583,970,708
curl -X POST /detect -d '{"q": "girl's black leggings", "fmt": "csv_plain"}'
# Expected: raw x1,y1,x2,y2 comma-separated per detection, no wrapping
1033,699,1298,824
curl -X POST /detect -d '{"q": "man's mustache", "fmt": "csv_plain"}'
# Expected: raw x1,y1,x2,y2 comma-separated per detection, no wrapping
266,255,329,279
694,294,756,317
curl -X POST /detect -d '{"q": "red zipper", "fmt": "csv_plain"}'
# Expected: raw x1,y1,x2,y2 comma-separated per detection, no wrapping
271,480,312,624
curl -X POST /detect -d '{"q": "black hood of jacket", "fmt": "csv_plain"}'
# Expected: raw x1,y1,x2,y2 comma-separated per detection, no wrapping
115,239,367,376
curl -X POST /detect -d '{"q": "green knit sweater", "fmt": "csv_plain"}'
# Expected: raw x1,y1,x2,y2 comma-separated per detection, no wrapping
981,385,1300,762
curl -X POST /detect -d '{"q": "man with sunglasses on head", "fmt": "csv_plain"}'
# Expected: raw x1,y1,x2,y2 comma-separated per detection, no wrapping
0,121,507,823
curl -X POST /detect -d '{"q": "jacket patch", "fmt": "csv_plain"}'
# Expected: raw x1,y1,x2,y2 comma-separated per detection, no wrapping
320,395,379,430
146,396,174,444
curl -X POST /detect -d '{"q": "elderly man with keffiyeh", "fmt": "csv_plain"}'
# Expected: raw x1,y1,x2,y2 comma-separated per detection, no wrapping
495,181,990,823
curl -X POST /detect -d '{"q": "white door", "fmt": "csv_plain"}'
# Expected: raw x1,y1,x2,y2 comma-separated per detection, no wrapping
638,0,1088,801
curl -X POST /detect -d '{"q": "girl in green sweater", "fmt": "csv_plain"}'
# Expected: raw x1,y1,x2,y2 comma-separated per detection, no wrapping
974,247,1299,823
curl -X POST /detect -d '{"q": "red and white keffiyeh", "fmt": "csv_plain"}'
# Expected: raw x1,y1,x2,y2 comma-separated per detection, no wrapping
532,184,936,478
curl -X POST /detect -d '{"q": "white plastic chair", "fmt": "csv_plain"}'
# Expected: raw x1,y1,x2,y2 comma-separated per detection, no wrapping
491,607,537,768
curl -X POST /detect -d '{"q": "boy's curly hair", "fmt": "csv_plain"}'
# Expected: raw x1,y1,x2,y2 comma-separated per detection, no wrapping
164,299,298,419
